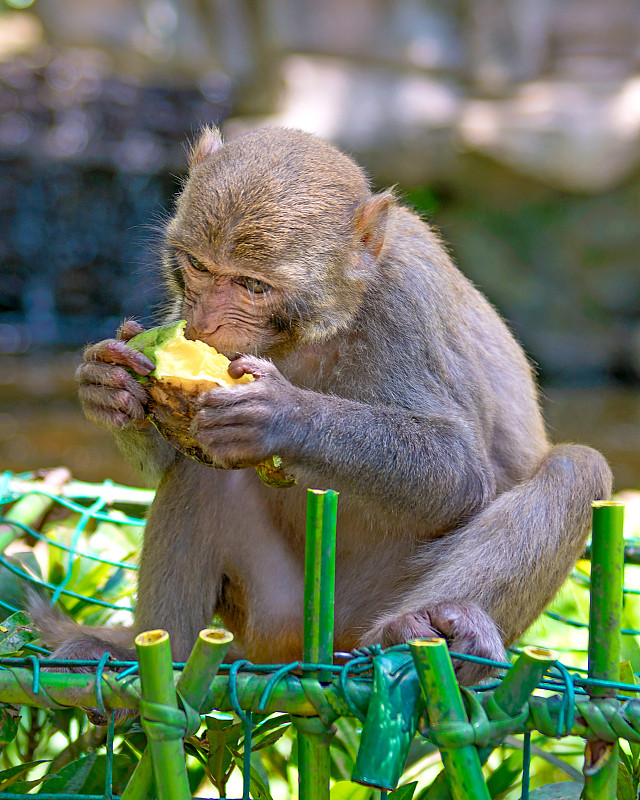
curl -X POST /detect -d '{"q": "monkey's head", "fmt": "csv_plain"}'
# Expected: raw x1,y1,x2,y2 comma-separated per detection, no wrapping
163,126,391,358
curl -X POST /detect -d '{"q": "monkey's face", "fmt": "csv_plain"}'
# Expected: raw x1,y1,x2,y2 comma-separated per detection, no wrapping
161,127,391,358
162,243,291,358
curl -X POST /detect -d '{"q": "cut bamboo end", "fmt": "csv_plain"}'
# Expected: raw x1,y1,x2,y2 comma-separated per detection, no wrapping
199,628,234,645
592,500,624,508
408,637,446,647
135,630,169,647
522,646,558,661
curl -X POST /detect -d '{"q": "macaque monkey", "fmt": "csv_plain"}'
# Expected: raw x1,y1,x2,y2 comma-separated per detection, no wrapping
32,126,612,687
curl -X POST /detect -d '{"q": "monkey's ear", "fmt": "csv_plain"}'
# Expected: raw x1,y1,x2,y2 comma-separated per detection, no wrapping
188,126,224,172
353,192,393,260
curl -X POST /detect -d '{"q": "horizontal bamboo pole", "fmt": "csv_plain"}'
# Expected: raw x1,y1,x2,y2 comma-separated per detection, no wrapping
3,475,155,506
3,658,638,743
0,664,371,718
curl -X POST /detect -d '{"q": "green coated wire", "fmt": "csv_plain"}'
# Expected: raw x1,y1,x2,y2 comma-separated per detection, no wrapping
0,554,134,611
51,492,110,605
105,711,115,800
521,731,531,800
242,712,253,800
0,488,147,526
0,518,138,569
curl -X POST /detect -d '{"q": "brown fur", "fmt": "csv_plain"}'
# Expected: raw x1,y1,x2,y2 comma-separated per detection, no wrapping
32,127,612,695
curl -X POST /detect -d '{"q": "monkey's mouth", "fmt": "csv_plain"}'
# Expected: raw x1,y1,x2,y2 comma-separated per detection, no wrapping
194,333,276,361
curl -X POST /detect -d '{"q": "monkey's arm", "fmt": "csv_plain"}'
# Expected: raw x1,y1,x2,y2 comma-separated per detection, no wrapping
192,356,494,530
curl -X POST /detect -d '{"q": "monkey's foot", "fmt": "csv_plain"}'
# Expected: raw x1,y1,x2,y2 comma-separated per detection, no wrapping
44,637,136,725
361,601,507,685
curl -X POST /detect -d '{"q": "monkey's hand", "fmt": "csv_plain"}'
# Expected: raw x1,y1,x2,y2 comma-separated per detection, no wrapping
190,355,295,468
76,320,155,430
360,601,507,685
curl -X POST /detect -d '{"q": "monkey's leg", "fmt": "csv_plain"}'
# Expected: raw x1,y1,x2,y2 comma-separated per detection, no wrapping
361,444,612,684
133,459,230,661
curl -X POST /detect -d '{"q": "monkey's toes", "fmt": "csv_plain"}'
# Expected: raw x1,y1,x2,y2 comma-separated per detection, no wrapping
362,602,507,685
44,637,137,725
425,601,507,684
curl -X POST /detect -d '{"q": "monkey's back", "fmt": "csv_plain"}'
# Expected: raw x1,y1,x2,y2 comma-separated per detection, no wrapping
350,205,549,494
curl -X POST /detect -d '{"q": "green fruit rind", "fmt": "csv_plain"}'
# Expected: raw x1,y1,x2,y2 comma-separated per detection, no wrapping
127,320,187,376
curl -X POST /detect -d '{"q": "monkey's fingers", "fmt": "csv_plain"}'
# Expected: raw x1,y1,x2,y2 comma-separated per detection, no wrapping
117,319,146,341
80,385,148,428
77,362,150,401
84,339,154,376
194,383,266,411
228,355,278,381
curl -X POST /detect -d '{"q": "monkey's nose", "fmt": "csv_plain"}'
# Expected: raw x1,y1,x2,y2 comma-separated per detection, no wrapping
184,324,219,343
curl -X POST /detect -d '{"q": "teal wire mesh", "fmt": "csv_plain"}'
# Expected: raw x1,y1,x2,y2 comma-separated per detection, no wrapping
0,471,639,799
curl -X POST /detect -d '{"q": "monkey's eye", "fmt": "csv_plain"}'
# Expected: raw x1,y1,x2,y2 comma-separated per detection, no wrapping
185,253,208,272
242,277,271,294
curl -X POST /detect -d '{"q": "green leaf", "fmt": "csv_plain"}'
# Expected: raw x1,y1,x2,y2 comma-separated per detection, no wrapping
390,780,418,800
37,753,97,794
0,611,39,654
251,714,290,738
617,759,637,800
0,704,20,745
620,636,640,675
231,752,274,800
205,714,244,789
0,760,46,791
250,721,291,752
330,780,374,800
78,754,137,795
486,751,522,797
618,745,635,776
526,782,583,799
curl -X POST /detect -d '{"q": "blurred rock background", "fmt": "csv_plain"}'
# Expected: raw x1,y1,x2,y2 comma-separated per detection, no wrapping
1,0,640,488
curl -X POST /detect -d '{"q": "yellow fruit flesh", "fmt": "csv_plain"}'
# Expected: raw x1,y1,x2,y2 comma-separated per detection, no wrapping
153,335,253,389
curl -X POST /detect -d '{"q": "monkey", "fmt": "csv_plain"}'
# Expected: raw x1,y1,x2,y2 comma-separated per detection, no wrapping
31,125,612,690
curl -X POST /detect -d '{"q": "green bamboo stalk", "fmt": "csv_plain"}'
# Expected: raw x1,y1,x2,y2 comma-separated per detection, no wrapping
122,628,233,800
352,650,422,790
410,639,490,800
135,629,191,800
0,468,71,550
482,645,557,761
298,488,338,800
584,501,624,800
4,476,155,506
293,716,335,800
423,645,558,800
303,488,337,671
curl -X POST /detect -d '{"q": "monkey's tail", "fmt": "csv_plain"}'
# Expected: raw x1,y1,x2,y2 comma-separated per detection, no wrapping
27,591,135,652
412,443,613,645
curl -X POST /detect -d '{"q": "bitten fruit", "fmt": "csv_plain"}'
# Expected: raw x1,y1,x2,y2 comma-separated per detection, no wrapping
128,320,296,488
